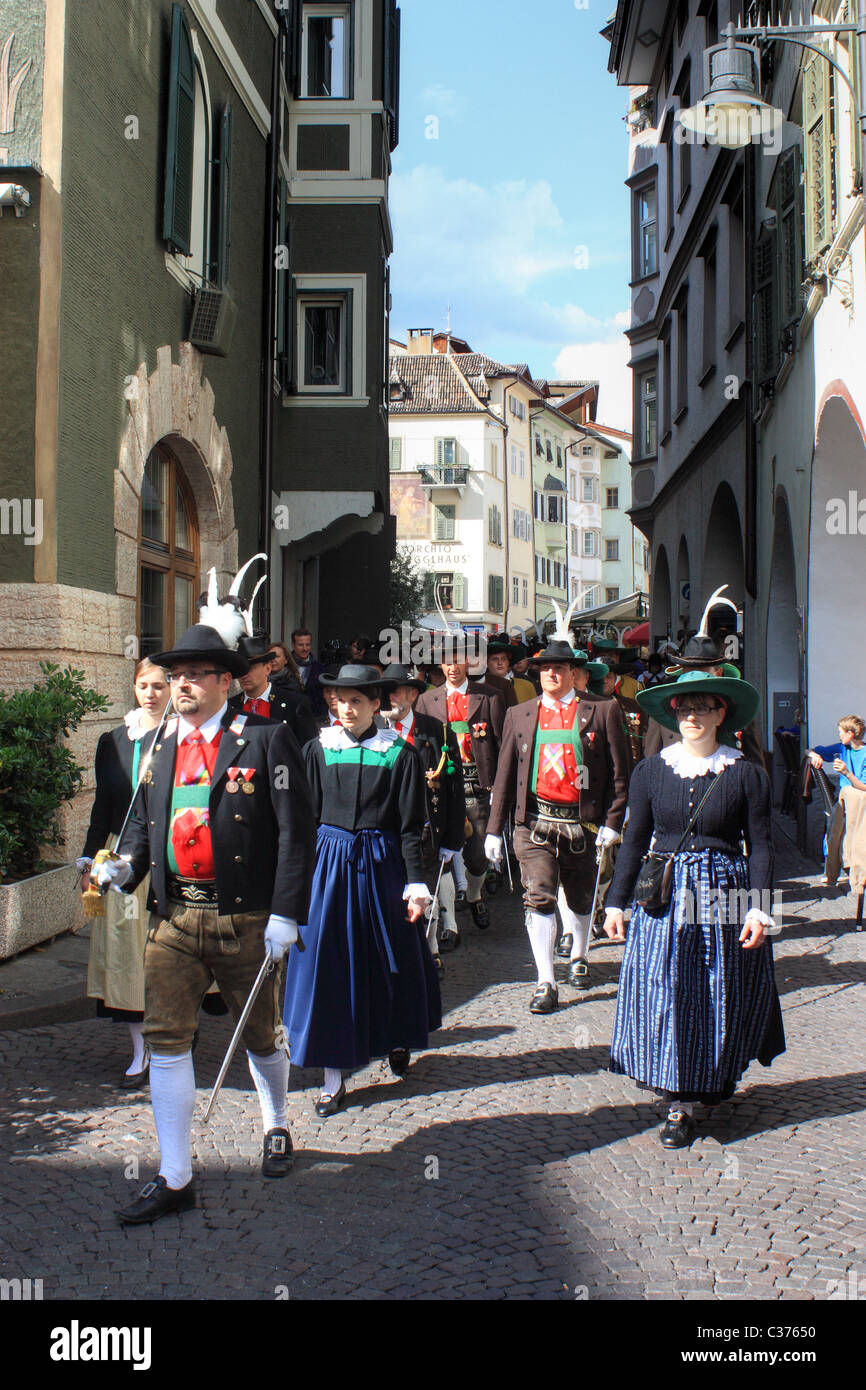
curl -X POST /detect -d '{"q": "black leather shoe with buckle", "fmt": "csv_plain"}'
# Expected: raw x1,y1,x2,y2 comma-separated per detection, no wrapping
470,899,490,929
556,933,573,959
315,1082,346,1118
388,1048,411,1076
117,1174,197,1225
455,890,468,910
262,1127,294,1178
439,928,460,953
567,957,591,989
528,983,558,1014
660,1111,696,1149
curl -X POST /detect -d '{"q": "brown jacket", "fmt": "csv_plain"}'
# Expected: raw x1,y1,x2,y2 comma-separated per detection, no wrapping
488,691,631,836
415,681,505,790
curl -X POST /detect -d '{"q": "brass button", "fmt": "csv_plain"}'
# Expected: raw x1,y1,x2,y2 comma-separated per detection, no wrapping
235,896,242,904
234,855,242,863
234,814,243,822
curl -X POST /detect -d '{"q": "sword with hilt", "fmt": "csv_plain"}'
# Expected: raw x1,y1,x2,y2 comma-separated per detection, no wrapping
425,852,448,943
81,691,177,917
203,951,276,1123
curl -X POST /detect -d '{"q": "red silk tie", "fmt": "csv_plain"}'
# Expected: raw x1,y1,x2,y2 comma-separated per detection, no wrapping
243,696,270,718
178,730,208,786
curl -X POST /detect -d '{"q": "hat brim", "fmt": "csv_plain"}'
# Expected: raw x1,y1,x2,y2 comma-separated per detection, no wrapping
152,646,250,678
636,676,758,735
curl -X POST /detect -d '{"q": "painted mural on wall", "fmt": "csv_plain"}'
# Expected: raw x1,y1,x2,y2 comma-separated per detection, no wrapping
391,474,429,540
0,3,45,167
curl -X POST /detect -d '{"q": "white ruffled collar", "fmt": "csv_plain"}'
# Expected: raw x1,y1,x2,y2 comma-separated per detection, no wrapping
123,707,155,742
660,741,742,778
319,724,400,754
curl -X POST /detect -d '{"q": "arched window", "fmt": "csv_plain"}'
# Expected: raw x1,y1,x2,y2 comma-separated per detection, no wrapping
138,444,199,659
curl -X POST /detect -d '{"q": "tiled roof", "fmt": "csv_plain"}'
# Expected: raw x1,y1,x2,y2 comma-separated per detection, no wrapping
387,354,488,414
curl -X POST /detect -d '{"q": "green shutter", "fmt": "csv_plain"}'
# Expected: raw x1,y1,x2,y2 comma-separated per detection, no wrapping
434,505,455,541
163,3,195,256
389,437,403,471
435,438,446,466
384,2,401,151
212,104,232,287
802,51,834,263
753,230,777,383
452,573,466,610
775,146,803,328
288,0,302,98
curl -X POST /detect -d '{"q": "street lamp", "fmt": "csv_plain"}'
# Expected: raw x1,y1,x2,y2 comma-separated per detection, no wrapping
679,9,866,156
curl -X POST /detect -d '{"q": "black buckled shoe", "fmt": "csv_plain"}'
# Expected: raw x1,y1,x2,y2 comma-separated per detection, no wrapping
439,928,460,953
470,899,490,929
388,1048,411,1076
567,957,591,989
528,983,558,1014
454,890,468,910
314,1082,346,1118
556,933,573,960
262,1128,294,1178
117,1174,197,1225
660,1111,696,1149
485,868,501,895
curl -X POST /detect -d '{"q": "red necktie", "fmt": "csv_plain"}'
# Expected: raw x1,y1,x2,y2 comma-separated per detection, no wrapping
243,696,270,718
178,730,208,785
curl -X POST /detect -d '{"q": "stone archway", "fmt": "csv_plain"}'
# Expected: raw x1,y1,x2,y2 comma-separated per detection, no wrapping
808,391,866,740
113,342,239,640
703,483,744,608
652,544,672,644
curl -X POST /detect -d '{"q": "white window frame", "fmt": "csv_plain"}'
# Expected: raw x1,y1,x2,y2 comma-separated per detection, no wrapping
301,3,353,101
583,531,597,557
166,31,212,292
522,576,529,606
582,477,595,502
288,272,367,405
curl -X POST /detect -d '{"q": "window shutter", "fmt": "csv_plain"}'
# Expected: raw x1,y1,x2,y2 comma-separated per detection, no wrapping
389,437,403,471
452,573,466,609
803,51,834,263
849,0,862,186
435,505,455,541
753,229,778,384
275,177,290,388
163,3,196,255
212,104,232,288
775,146,803,328
288,0,302,98
344,289,354,396
384,1,401,151
435,438,444,466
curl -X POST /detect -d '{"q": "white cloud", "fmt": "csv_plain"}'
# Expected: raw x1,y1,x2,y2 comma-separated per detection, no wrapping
554,335,632,433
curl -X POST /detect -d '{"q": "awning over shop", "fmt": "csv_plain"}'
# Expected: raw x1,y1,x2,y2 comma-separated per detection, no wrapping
557,591,649,633
622,620,649,647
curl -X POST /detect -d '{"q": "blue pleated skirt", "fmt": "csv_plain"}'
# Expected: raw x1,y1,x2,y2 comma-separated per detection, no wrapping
283,825,442,1070
610,849,784,1099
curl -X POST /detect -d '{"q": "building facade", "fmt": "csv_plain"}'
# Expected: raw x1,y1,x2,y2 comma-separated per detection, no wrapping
0,0,399,851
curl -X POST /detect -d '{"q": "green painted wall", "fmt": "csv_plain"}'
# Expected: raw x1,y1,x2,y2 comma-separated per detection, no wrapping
0,170,41,583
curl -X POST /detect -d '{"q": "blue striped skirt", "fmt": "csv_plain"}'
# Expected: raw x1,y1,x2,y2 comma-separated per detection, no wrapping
610,849,784,1098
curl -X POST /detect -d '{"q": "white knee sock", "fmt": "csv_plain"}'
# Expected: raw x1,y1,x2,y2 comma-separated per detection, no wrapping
452,852,468,892
527,911,557,986
323,1067,342,1097
247,1048,289,1133
127,1021,147,1074
149,1050,195,1190
466,869,486,904
557,888,591,960
437,874,457,933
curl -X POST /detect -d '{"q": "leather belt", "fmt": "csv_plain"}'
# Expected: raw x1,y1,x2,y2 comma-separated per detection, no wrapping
529,796,582,823
168,875,219,907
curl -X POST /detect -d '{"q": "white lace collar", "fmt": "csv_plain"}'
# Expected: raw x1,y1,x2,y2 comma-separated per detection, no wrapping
123,707,155,742
660,741,742,778
319,724,400,754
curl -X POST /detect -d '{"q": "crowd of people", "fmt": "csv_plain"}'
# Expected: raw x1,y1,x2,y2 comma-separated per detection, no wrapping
76,565,786,1224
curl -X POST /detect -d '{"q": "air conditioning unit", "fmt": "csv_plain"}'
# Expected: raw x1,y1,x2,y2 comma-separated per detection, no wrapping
189,287,237,357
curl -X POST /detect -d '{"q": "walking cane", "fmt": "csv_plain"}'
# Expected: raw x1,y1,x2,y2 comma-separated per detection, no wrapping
426,852,448,944
502,814,515,892
586,841,607,953
203,951,275,1122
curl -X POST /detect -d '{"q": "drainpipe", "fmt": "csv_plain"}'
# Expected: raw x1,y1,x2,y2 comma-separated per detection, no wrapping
258,11,285,631
744,140,757,605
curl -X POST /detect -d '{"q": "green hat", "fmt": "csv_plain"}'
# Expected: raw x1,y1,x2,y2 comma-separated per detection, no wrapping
636,668,759,738
586,661,609,696
591,637,619,652
487,638,527,666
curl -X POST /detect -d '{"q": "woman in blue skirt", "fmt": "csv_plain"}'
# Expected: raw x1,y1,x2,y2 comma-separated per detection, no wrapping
283,664,441,1116
603,669,785,1149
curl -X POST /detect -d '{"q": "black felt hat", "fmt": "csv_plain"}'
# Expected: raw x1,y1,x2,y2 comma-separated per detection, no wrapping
152,624,250,679
530,640,589,668
319,663,385,691
237,633,277,666
379,663,427,695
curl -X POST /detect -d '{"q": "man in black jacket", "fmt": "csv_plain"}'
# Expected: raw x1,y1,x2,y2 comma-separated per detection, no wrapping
380,665,465,964
229,633,319,748
97,621,315,1225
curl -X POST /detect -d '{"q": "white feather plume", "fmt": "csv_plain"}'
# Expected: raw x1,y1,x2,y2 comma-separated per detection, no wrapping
551,594,581,645
229,552,267,598
696,584,738,638
244,574,267,636
199,555,268,650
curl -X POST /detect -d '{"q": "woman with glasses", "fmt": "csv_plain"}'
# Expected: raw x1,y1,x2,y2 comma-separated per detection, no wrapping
77,658,171,1088
602,670,785,1149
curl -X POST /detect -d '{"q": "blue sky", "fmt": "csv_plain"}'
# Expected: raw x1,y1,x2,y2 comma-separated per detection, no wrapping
390,0,633,428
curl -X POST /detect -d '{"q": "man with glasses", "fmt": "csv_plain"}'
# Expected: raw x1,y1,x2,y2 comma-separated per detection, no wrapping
96,618,315,1224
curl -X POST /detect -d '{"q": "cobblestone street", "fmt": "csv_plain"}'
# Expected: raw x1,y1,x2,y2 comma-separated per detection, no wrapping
2,816,865,1302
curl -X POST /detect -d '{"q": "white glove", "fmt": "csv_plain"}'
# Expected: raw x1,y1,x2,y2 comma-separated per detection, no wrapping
264,914,299,962
596,827,621,848
484,833,504,865
94,857,135,893
438,847,455,863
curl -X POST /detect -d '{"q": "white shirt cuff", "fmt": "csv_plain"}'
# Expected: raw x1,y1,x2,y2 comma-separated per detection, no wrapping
403,883,433,902
267,913,299,930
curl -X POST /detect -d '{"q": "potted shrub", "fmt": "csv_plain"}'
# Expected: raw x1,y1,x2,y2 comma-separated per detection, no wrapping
0,662,109,958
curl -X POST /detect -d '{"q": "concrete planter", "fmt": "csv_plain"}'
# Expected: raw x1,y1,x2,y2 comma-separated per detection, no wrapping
0,863,85,961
